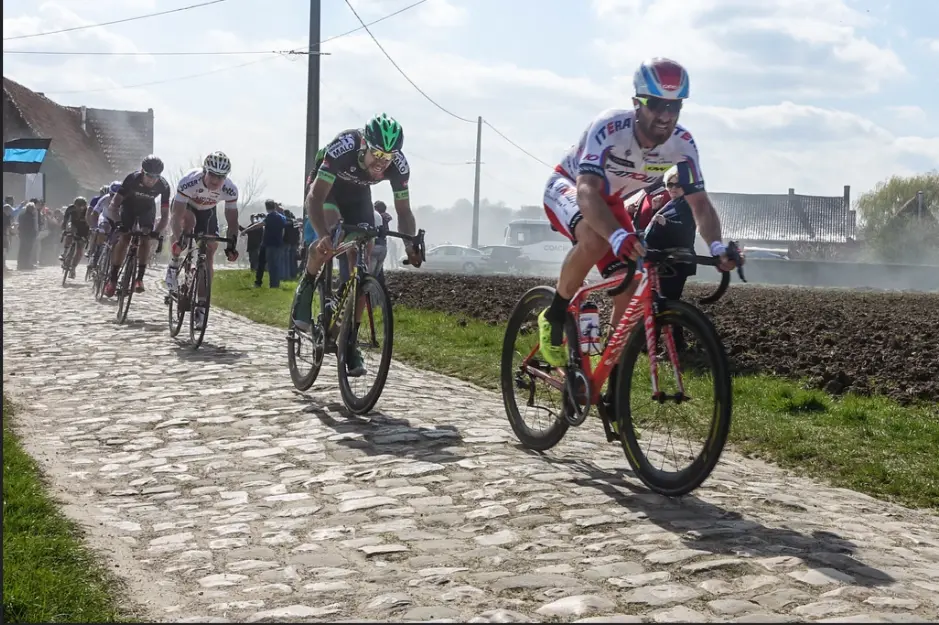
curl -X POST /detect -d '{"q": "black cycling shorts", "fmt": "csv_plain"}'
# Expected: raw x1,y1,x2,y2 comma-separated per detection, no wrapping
325,183,374,227
188,205,219,237
118,202,156,232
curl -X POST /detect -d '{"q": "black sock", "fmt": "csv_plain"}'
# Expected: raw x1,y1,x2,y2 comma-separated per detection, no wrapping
136,264,146,280
109,266,119,282
544,292,570,346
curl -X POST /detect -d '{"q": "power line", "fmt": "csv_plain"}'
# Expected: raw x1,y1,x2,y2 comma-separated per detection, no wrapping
339,0,550,168
37,0,429,95
3,0,229,42
341,0,475,124
4,0,430,57
482,120,552,168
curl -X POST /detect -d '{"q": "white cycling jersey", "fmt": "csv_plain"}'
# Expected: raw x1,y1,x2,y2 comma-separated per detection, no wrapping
174,168,239,211
554,108,705,201
92,192,120,224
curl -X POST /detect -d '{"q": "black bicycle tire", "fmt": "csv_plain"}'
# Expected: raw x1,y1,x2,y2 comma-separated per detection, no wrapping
614,299,732,497
116,247,135,324
93,247,107,301
61,240,74,286
189,261,210,348
500,285,570,452
167,258,188,338
336,274,394,415
287,277,326,391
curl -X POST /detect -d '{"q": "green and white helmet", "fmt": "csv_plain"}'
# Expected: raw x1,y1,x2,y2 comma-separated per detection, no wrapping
363,113,404,152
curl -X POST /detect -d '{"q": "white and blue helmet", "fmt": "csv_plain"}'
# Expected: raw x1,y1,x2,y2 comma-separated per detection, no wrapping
634,57,690,100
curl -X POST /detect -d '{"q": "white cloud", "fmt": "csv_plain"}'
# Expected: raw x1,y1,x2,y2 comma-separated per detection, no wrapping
2,0,936,235
591,0,906,97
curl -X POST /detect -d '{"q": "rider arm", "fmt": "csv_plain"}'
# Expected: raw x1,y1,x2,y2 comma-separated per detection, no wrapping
305,169,335,239
576,174,633,239
222,183,240,248
388,161,416,237
156,179,171,233
670,157,722,249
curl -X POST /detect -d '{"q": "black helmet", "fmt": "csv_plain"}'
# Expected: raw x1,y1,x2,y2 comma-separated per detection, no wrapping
141,154,164,175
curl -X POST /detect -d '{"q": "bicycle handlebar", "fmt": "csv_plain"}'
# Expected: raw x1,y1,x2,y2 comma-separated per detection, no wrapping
179,232,236,247
329,220,427,265
605,206,747,303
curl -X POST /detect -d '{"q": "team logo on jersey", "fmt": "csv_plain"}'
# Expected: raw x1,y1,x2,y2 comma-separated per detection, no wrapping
392,152,408,175
644,164,672,173
607,153,635,169
180,178,200,191
327,134,357,159
593,117,631,146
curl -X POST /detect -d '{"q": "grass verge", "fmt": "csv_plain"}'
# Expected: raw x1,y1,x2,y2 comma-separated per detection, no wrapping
2,396,133,623
213,270,939,510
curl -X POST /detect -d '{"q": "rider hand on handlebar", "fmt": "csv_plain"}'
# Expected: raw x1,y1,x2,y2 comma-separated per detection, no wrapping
710,241,742,273
609,228,645,262
405,242,423,268
225,243,238,262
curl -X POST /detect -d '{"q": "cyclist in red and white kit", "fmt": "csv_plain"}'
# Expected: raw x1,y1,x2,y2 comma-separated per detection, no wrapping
538,57,739,367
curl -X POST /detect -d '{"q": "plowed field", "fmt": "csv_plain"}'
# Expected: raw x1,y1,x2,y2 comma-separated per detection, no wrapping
385,271,939,405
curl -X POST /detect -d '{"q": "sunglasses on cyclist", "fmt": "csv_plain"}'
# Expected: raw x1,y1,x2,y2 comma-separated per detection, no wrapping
366,144,395,162
637,96,683,115
666,181,681,189
206,171,227,181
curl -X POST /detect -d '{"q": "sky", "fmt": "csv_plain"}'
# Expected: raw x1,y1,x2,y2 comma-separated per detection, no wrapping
3,0,938,213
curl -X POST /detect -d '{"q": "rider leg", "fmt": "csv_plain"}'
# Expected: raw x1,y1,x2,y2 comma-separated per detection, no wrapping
133,206,156,292
294,202,342,331
540,173,637,366
107,207,134,294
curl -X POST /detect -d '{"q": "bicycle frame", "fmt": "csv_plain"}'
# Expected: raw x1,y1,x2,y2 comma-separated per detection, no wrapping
520,260,684,405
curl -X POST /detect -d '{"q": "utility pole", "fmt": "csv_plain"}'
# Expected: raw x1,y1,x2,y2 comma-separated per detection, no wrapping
471,115,482,248
304,0,322,200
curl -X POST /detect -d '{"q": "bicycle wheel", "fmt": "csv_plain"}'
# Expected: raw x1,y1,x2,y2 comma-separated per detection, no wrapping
500,285,570,451
167,258,189,338
61,240,75,286
287,275,327,391
116,250,135,324
336,274,393,415
614,299,731,497
94,246,110,302
189,261,210,348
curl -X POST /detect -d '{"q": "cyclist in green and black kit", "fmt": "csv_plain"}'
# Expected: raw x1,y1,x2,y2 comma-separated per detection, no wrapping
294,113,423,376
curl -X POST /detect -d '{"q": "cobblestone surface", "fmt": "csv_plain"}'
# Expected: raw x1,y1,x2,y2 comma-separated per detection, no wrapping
3,267,939,623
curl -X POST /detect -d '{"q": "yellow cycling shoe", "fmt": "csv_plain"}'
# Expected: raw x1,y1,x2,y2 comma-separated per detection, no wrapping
537,309,568,367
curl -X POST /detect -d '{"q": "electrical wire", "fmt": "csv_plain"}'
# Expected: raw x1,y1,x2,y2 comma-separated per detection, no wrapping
36,0,429,95
482,120,552,168
3,0,229,41
4,0,430,57
341,0,475,124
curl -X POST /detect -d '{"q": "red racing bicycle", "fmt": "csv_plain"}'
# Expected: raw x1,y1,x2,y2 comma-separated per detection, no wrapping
501,218,745,497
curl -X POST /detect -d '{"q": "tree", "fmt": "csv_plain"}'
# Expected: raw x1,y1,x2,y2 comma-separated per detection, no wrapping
856,171,939,264
856,170,939,235
237,161,266,215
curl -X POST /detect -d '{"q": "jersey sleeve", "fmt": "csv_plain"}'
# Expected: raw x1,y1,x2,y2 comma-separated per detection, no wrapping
316,133,358,185
387,152,411,201
159,178,171,208
672,128,705,195
116,172,137,198
575,109,630,196
222,180,239,210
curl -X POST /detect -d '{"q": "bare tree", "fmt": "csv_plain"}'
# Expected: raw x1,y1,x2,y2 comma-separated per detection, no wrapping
238,161,267,216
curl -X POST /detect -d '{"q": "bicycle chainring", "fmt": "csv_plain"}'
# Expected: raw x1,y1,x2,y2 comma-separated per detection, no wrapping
563,367,592,426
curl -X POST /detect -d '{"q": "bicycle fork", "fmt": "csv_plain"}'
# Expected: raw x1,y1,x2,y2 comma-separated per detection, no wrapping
645,293,689,404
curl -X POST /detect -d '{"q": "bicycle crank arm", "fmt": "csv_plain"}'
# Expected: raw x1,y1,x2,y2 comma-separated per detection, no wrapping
650,391,691,404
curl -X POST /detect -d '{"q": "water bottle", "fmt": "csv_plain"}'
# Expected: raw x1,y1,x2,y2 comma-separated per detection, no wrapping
579,301,602,355
165,256,179,291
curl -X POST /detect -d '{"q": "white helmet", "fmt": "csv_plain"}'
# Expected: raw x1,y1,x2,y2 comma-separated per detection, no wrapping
203,151,231,176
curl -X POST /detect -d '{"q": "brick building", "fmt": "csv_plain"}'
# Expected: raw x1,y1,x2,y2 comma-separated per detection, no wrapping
2,76,154,208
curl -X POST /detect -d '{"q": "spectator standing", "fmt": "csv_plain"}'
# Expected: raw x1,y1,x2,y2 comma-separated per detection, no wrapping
245,212,264,271
3,203,13,276
258,199,287,288
17,201,38,271
370,200,393,285
283,209,301,279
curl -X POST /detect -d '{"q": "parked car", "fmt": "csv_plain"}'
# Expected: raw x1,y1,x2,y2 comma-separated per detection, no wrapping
405,244,485,274
478,245,531,274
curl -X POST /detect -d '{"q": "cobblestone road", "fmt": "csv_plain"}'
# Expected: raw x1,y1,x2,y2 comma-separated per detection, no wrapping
3,268,939,623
